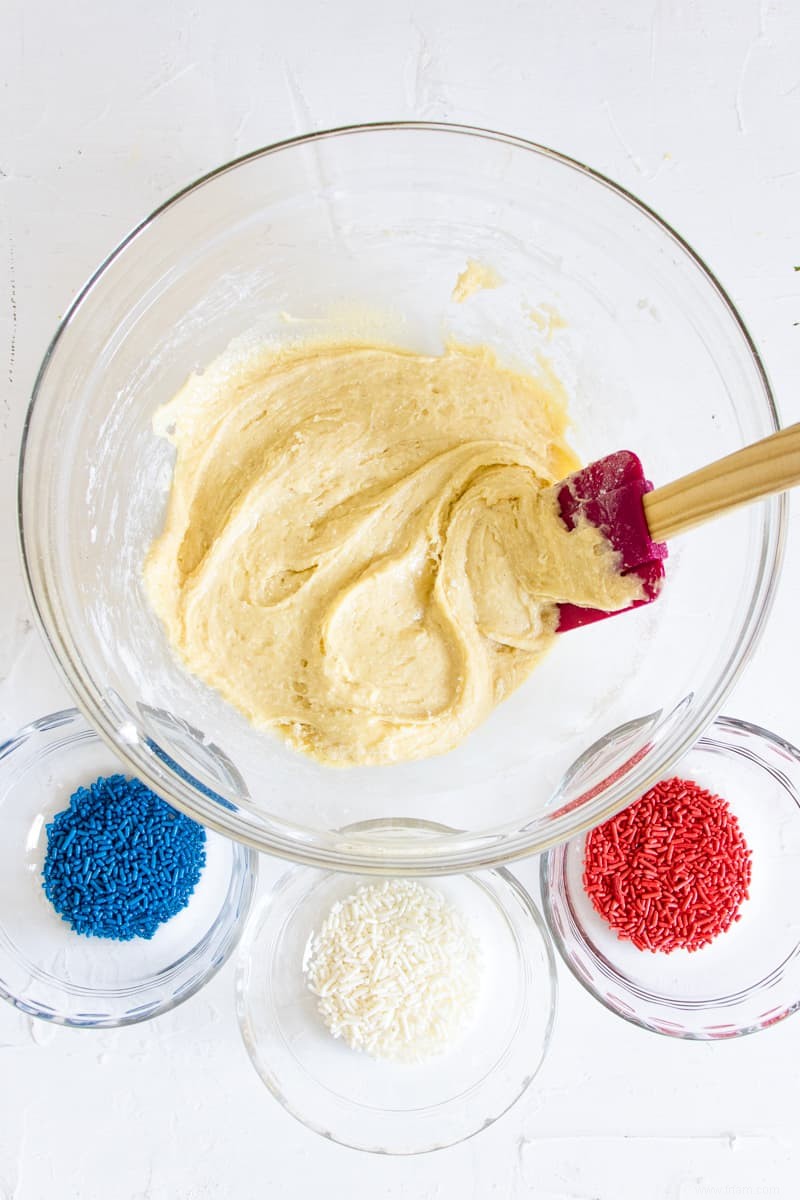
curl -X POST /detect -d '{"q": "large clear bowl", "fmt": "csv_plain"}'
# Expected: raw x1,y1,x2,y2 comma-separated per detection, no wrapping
18,122,784,873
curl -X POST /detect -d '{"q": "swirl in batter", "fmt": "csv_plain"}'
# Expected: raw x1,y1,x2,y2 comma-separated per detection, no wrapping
145,341,639,766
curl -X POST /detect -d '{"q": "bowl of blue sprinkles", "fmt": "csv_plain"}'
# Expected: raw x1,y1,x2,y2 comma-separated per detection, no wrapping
0,709,258,1027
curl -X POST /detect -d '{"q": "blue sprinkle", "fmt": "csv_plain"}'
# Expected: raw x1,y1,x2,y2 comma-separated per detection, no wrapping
42,773,207,941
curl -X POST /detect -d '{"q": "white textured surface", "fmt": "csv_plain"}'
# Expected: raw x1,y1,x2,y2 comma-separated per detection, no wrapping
1,0,800,1195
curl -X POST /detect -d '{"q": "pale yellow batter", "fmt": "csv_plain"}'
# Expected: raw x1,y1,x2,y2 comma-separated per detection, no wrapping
451,259,502,302
145,340,640,767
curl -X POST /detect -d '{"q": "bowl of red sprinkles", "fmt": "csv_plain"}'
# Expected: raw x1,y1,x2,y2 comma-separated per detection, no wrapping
541,717,800,1039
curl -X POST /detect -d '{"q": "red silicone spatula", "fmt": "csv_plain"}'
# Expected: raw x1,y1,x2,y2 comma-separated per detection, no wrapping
555,421,800,632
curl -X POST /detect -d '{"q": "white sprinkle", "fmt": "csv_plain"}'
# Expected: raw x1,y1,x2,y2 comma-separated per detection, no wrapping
305,880,483,1064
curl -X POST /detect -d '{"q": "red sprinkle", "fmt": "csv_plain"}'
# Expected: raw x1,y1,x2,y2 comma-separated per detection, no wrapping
582,777,752,953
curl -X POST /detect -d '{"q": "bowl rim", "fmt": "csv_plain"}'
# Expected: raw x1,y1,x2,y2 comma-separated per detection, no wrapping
17,120,787,874
539,714,800,1040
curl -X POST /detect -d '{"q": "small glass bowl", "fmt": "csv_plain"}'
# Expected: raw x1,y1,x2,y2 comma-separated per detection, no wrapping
541,716,800,1039
235,821,557,1154
0,709,258,1027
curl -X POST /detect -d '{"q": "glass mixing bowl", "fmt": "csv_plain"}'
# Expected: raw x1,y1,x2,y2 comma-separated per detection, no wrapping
19,122,784,873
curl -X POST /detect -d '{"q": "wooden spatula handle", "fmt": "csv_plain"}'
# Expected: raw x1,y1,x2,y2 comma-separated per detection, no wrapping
643,421,800,543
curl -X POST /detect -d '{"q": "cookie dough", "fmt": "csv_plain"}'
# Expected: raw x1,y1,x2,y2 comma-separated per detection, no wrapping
451,259,502,302
145,340,640,766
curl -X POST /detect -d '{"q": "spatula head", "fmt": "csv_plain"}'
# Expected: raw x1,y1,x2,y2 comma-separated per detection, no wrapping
555,450,667,633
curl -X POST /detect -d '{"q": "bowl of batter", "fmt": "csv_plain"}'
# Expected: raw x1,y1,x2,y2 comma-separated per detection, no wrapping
19,123,784,871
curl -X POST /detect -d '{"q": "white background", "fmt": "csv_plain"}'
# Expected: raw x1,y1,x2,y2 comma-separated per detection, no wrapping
2,0,800,1195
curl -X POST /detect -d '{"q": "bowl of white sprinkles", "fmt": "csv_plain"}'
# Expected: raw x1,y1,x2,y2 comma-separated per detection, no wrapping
235,820,557,1154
